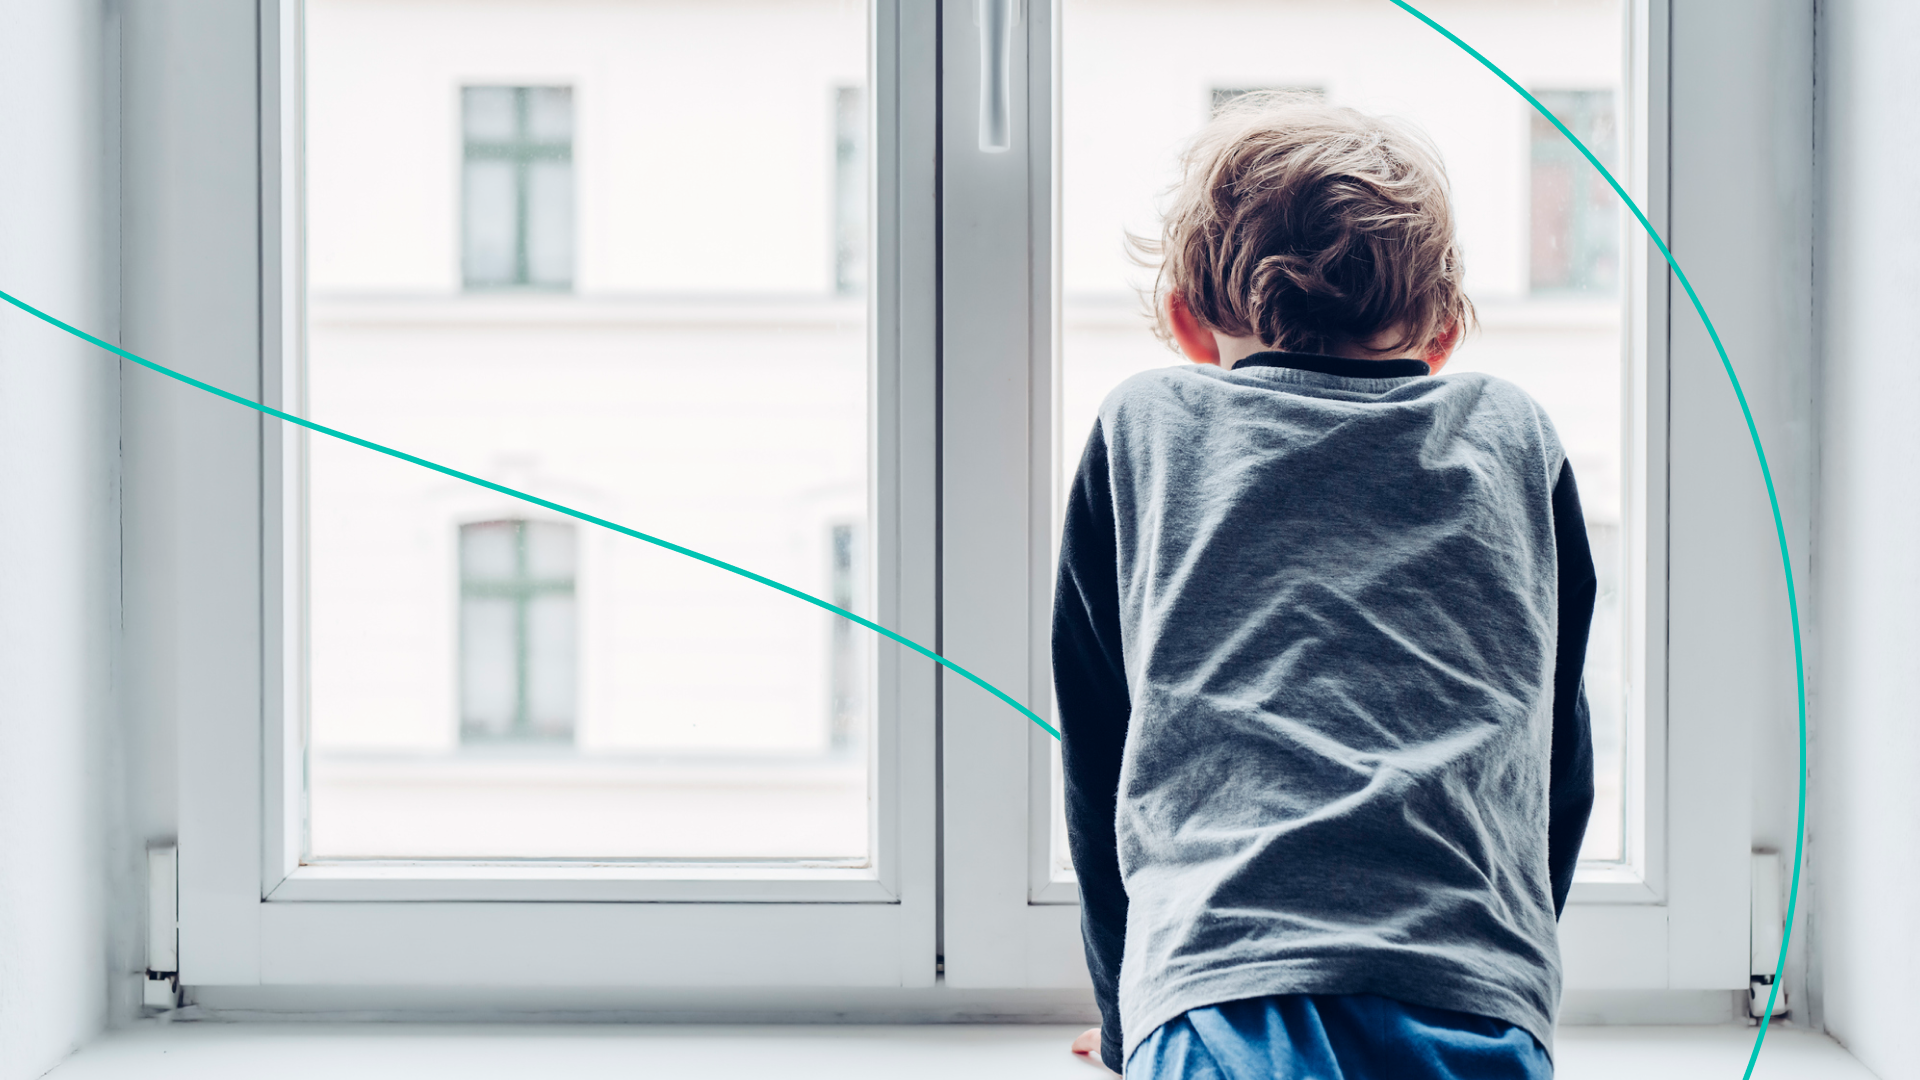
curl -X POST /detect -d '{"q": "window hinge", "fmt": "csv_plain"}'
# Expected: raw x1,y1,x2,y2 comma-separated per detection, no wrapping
144,843,179,1011
1748,849,1788,1020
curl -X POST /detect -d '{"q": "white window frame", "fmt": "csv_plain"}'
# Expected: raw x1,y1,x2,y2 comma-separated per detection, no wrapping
938,0,1807,1003
127,0,1807,1010
147,0,944,993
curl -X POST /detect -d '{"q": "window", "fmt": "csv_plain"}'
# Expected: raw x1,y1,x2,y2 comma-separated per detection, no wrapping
834,86,867,296
938,0,1707,993
1210,85,1324,113
152,0,1777,1009
290,0,895,920
826,522,864,750
1050,3,1630,876
459,519,578,743
462,86,574,289
1530,89,1620,294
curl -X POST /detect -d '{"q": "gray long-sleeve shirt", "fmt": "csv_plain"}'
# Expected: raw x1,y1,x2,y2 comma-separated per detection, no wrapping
1053,351,1596,1072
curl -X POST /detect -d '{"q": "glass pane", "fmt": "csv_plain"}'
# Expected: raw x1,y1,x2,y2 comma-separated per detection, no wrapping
460,519,517,579
833,86,867,296
525,518,577,579
462,86,516,141
526,86,574,143
461,158,516,286
304,0,871,861
525,159,575,287
1055,0,1630,873
526,593,578,735
459,595,517,736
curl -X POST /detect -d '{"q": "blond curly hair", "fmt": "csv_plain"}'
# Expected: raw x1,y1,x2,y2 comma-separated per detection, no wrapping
1140,92,1475,358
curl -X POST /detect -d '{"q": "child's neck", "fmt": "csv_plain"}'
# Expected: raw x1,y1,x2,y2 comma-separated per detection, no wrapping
1215,327,1451,373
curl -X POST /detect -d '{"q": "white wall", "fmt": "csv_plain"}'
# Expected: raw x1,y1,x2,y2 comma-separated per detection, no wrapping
0,0,123,1075
1811,0,1920,1071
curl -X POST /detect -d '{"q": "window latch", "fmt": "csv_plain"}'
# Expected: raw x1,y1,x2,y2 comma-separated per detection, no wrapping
1749,850,1788,1021
145,843,179,1011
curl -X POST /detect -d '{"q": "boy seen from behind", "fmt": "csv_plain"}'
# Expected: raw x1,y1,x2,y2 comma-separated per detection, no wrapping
1055,95,1597,1079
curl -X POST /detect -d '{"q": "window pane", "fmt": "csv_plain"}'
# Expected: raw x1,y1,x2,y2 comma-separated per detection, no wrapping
460,595,518,736
461,518,518,579
525,518,577,579
461,158,517,286
526,86,574,143
833,86,867,296
526,593,578,734
462,86,516,142
305,0,870,862
1531,90,1620,294
1055,0,1630,874
525,159,574,287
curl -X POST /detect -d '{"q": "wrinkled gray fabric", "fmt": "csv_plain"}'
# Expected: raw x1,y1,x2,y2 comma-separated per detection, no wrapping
1100,362,1568,1062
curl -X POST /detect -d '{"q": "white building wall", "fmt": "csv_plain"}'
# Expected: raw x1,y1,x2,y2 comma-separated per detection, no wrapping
306,0,870,765
0,0,120,1073
305,300,865,756
1812,0,1920,1071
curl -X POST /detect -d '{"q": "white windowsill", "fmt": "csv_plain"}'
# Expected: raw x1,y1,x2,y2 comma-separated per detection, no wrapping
46,1021,1872,1080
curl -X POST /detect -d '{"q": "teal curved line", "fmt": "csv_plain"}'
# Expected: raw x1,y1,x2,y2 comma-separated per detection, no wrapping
0,286,1061,741
1386,2,1807,1074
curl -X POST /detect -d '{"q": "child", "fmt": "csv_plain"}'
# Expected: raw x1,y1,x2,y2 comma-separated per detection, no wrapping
1054,94,1596,1078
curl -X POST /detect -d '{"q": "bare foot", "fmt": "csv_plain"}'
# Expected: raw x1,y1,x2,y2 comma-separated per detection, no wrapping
1070,1027,1115,1072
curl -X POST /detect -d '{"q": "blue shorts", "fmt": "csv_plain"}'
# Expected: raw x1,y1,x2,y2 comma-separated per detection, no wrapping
1127,994,1552,1080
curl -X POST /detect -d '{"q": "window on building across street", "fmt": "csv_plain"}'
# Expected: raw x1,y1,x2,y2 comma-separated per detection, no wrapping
459,519,578,743
834,86,867,296
1529,88,1619,294
826,522,862,750
462,86,574,289
1210,85,1325,114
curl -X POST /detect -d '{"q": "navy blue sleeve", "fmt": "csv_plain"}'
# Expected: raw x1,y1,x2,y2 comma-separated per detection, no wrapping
1053,421,1132,1074
1549,459,1598,917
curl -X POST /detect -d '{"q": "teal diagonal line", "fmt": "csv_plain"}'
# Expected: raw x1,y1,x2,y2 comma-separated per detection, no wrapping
1384,3,1807,1075
0,285,1060,741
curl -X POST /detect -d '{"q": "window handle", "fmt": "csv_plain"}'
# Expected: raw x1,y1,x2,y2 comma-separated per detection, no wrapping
976,0,1020,152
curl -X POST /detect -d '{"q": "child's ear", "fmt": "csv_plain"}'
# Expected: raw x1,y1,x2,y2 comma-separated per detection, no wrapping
1423,320,1462,374
1167,293,1222,366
